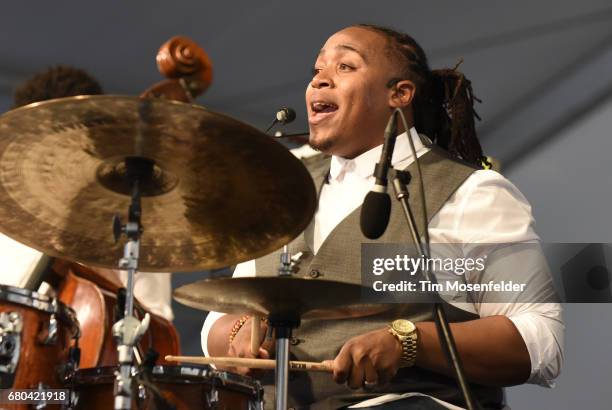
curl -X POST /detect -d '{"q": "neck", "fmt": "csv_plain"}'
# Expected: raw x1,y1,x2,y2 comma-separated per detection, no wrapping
337,115,415,160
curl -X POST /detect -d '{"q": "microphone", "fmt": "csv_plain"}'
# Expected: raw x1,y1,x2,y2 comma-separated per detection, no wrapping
360,110,399,239
276,107,296,124
265,107,296,133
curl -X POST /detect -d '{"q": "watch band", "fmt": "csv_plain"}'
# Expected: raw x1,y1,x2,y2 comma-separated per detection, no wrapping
388,322,418,367
398,331,417,367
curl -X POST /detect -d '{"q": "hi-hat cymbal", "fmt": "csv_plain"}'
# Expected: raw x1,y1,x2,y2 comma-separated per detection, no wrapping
174,277,389,320
0,95,316,271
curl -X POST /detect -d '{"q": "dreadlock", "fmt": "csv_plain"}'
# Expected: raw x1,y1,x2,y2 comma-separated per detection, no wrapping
13,65,103,108
357,24,488,168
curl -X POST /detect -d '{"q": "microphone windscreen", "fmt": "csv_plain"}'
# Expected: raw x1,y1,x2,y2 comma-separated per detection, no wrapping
360,191,391,239
277,107,296,124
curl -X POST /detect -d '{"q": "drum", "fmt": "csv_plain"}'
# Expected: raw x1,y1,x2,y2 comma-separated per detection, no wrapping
0,285,79,390
68,365,264,410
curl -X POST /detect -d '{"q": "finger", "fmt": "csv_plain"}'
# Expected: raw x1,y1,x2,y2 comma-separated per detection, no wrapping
378,364,398,386
332,348,352,384
234,366,250,376
363,358,378,389
258,347,270,359
261,337,275,355
348,359,365,390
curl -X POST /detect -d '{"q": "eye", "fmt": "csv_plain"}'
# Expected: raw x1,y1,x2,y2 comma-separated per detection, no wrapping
338,63,354,71
311,67,321,76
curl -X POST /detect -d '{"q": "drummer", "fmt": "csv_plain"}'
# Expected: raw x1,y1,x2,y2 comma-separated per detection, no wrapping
1,65,174,322
202,25,563,409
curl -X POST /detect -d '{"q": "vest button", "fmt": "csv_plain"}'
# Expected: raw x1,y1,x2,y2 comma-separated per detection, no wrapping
309,269,321,278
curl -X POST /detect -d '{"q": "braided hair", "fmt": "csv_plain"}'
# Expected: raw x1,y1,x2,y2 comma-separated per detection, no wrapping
357,24,488,168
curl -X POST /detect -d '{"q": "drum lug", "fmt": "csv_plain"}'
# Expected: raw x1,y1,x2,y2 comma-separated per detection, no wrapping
0,311,22,380
137,383,147,400
205,385,219,408
39,299,59,345
62,388,79,410
249,399,264,410
33,382,50,410
39,312,59,345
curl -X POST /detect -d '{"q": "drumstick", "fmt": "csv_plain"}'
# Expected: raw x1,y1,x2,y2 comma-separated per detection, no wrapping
251,314,261,355
165,355,333,373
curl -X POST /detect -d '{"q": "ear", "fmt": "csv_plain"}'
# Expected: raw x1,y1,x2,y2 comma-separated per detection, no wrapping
388,80,416,108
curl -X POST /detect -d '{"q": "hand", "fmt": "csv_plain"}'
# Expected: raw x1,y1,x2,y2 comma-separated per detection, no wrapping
326,327,402,389
226,318,274,376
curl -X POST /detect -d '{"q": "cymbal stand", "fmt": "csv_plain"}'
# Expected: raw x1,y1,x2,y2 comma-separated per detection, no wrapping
278,245,293,276
111,158,152,410
273,245,297,409
270,312,299,410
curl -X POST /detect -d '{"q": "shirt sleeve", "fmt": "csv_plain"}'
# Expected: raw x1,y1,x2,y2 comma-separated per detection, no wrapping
117,270,174,322
201,259,257,356
451,170,565,387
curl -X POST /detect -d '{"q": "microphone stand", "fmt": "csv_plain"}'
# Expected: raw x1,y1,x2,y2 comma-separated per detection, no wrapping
391,169,478,410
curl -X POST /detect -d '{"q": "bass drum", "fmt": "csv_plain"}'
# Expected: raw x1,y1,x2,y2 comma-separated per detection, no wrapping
68,365,264,410
0,285,79,392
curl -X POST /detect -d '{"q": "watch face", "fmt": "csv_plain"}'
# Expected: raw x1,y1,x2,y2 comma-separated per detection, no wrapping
392,319,415,335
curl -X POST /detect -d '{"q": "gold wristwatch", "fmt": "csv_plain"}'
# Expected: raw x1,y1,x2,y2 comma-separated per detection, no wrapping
388,319,418,367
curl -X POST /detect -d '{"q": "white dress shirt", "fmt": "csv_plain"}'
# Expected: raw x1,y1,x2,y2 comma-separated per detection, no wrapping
0,233,174,321
202,128,564,389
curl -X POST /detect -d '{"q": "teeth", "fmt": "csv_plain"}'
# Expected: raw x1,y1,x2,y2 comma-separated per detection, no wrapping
311,101,337,113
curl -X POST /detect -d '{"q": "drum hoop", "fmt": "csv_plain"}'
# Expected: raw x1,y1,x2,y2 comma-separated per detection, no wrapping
72,365,263,397
0,284,80,336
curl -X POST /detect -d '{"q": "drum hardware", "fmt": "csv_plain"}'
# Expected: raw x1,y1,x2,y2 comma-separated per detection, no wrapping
270,245,295,409
114,286,145,366
67,365,264,410
137,382,147,400
34,382,51,410
205,382,219,407
111,156,152,410
0,311,22,382
39,299,59,345
278,246,294,277
1,285,80,395
249,399,263,410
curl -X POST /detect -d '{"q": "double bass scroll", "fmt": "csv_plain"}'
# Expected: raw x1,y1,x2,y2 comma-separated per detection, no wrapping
141,35,213,102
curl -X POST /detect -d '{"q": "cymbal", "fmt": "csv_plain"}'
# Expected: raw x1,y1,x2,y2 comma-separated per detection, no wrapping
0,95,317,271
174,277,389,320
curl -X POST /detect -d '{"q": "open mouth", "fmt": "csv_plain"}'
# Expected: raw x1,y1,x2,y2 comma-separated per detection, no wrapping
309,101,339,124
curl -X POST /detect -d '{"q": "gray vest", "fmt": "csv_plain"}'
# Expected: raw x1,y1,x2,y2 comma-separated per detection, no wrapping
255,148,504,410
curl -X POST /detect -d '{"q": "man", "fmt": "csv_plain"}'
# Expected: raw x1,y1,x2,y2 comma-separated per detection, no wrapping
2,65,174,321
202,25,563,409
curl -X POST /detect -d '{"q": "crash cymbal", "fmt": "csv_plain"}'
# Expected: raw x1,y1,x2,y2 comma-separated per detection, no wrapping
0,95,316,271
174,277,389,320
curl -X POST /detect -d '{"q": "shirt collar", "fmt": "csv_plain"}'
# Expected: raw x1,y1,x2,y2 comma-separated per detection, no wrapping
329,127,427,181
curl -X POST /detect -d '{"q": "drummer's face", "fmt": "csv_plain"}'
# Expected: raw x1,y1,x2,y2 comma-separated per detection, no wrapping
306,27,397,158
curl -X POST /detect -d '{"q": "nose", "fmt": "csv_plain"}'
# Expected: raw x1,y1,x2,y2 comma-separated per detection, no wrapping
311,71,333,89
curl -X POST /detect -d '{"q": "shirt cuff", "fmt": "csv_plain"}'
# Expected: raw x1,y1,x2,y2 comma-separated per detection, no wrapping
508,308,564,387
